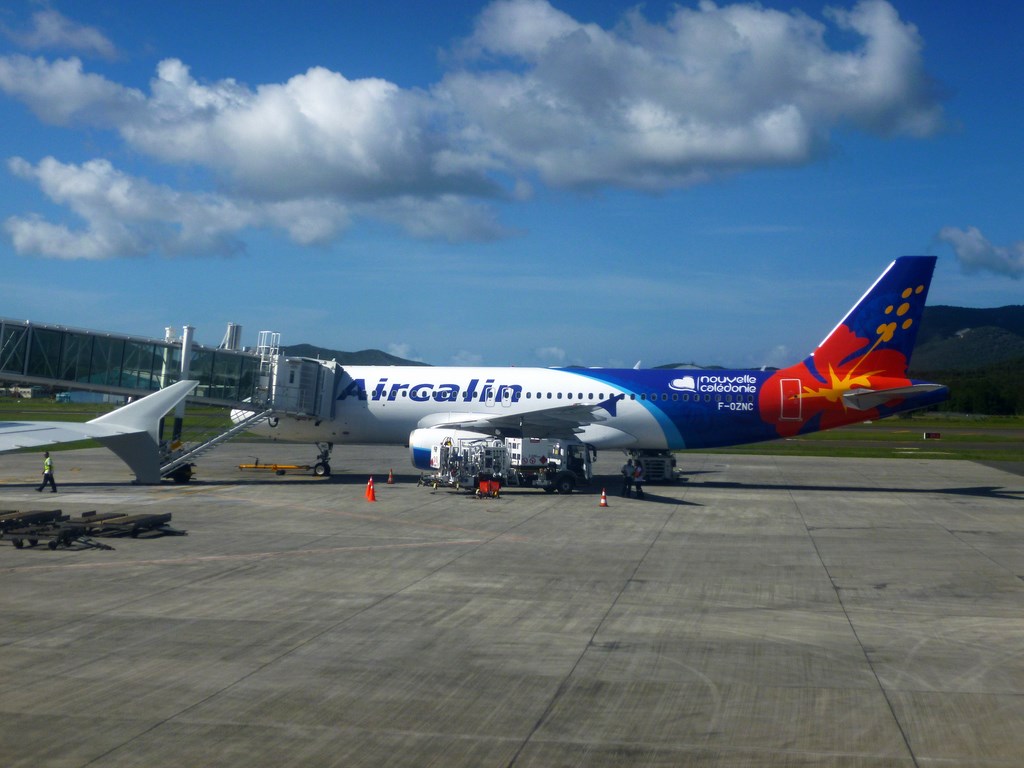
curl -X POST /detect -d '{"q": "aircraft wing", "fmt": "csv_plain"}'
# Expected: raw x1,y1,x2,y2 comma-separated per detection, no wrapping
0,380,198,483
417,395,624,439
0,420,134,452
0,380,199,453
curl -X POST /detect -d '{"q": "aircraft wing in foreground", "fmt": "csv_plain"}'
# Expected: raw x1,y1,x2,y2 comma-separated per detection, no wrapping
0,380,198,484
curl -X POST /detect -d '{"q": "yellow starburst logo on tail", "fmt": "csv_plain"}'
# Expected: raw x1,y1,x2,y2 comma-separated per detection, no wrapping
800,363,881,407
797,282,924,410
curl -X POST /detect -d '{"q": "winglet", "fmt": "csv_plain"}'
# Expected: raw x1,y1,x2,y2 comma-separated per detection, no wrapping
85,380,197,484
90,380,197,436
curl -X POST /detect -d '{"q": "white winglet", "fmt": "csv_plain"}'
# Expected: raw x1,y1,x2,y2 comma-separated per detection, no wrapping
89,379,199,443
0,380,198,484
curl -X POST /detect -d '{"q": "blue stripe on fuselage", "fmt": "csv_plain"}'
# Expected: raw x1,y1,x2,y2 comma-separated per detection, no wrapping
566,367,778,450
568,369,687,448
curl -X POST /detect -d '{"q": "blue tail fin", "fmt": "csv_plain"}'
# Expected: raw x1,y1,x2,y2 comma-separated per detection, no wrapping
809,255,936,378
760,256,946,438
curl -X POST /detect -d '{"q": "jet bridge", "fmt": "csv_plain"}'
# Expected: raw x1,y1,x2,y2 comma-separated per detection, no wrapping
270,357,338,419
159,351,340,481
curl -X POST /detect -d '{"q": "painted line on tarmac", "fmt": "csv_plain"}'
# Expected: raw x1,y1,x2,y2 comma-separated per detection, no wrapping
0,538,492,574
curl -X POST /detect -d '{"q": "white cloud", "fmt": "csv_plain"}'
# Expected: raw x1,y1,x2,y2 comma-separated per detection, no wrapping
938,226,1024,279
2,9,116,60
263,199,351,246
364,195,510,242
125,61,465,200
387,343,424,363
535,346,567,364
450,350,484,366
0,55,141,124
0,0,947,258
761,345,793,369
439,0,944,189
6,156,260,259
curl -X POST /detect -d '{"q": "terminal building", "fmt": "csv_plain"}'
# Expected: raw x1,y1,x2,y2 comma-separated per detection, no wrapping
0,318,263,407
0,317,340,482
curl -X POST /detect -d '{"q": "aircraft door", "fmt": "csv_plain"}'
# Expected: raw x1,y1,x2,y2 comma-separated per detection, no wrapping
780,378,802,421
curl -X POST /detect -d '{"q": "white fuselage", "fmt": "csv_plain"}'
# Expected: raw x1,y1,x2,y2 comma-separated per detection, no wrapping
251,365,682,449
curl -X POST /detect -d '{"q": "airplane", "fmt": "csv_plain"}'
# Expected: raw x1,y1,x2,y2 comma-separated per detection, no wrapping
0,380,198,484
244,256,949,485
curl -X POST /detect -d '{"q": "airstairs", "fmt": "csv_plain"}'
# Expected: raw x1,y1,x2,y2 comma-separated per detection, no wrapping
160,408,273,481
156,333,292,480
158,353,338,481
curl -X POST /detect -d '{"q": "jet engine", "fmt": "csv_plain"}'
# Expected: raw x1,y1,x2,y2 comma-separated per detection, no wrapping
409,427,494,471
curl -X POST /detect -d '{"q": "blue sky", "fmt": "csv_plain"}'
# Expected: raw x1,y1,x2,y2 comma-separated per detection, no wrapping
0,1,1020,368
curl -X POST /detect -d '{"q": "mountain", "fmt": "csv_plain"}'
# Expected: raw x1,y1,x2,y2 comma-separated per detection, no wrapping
916,305,1024,345
911,326,1024,371
283,306,1024,373
910,306,1024,415
281,344,428,366
654,363,729,370
911,305,1024,372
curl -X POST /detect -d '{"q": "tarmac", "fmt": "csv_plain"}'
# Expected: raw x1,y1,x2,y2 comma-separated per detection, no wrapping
1,442,1023,768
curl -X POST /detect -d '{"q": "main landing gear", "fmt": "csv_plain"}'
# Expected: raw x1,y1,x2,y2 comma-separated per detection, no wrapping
312,441,333,477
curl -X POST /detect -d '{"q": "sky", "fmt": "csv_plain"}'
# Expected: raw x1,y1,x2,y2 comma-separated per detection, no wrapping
0,0,1021,368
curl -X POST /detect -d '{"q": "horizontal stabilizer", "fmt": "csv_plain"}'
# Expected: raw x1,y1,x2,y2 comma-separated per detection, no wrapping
842,383,946,411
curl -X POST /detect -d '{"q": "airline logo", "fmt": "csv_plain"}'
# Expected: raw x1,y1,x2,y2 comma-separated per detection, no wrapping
338,377,523,403
669,376,696,391
669,374,757,394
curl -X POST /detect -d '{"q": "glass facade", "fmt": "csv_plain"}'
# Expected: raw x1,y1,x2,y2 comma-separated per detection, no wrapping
91,336,126,387
26,328,62,379
0,318,261,405
0,324,29,375
60,332,93,383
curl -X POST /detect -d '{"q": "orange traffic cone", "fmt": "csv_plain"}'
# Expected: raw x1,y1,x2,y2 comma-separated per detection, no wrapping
599,488,608,507
387,468,394,484
366,476,376,502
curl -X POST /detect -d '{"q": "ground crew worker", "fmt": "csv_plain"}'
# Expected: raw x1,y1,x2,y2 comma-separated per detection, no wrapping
36,451,57,493
621,458,633,497
633,461,645,499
